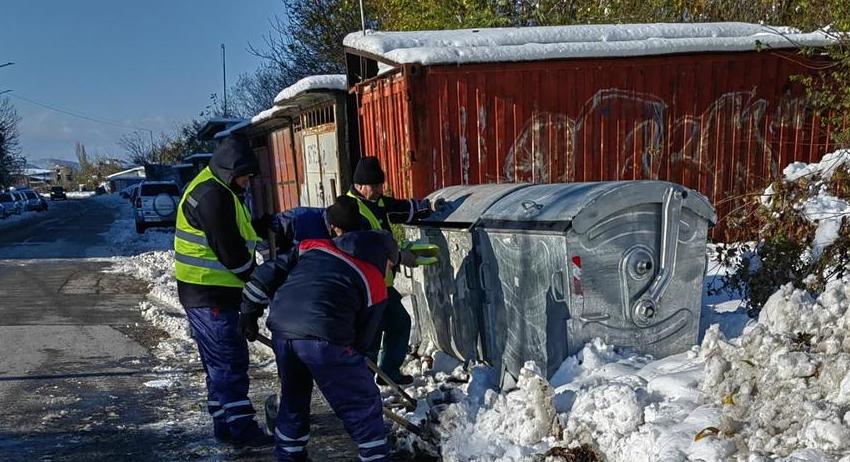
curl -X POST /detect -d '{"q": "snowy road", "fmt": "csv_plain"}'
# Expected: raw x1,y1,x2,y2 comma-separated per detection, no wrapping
0,197,118,259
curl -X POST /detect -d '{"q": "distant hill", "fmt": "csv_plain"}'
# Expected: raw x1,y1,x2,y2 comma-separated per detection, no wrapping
26,158,80,171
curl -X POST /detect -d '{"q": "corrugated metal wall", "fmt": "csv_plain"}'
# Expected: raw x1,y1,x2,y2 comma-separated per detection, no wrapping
357,51,840,236
267,126,303,211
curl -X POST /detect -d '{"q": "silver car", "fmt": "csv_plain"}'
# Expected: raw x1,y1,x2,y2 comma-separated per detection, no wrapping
23,190,47,211
0,192,21,215
133,181,180,233
10,191,27,214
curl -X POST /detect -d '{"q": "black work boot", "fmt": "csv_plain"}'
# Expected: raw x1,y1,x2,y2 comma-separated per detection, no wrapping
231,424,275,449
213,419,230,443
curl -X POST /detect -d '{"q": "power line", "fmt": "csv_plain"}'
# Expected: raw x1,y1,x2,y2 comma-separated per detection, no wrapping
8,93,154,134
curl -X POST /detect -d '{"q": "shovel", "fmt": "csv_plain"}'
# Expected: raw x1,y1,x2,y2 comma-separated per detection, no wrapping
254,333,425,437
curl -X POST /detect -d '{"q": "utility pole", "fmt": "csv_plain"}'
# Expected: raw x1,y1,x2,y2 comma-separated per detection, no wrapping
359,0,366,35
221,44,227,117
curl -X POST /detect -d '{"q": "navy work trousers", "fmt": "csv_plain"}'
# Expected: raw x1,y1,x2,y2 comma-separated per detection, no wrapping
271,337,388,462
370,287,411,381
185,306,260,441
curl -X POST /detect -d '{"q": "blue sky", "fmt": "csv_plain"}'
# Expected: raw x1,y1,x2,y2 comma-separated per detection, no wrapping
0,0,282,162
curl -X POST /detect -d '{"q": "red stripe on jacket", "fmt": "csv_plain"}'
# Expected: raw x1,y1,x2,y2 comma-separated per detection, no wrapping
298,239,388,306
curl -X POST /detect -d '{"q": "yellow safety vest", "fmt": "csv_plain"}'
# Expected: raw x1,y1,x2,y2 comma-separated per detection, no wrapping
174,167,260,288
347,191,394,287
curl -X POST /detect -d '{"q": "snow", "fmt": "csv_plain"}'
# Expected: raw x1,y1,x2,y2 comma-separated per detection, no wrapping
66,191,96,199
273,74,347,105
777,149,850,260
98,151,850,460
143,378,177,389
784,150,850,182
389,153,850,461
213,74,348,137
250,106,287,124
344,22,835,66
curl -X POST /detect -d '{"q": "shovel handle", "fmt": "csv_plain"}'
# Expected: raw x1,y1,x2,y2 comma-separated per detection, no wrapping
256,333,274,349
383,408,423,436
364,357,418,411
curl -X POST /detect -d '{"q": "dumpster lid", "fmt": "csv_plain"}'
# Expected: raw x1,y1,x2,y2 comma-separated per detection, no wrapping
422,183,529,228
480,181,716,232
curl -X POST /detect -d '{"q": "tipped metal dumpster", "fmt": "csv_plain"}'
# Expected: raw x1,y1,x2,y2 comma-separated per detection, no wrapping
403,181,716,384
403,183,527,362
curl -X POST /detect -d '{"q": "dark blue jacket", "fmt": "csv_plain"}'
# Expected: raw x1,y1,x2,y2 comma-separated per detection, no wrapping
245,231,392,352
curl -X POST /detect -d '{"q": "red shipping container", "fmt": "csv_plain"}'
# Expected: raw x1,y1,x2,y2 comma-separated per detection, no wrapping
346,23,839,236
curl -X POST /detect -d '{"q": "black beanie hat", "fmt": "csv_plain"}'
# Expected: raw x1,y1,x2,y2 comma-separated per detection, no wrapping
326,195,362,232
353,156,385,185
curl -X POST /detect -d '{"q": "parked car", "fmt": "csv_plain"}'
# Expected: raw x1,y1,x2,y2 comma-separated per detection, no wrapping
50,186,67,200
0,192,22,215
16,189,47,212
10,191,26,214
27,190,48,211
133,181,180,234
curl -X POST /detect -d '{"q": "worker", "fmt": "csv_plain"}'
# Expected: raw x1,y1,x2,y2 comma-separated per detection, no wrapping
347,156,443,385
173,134,273,447
239,195,398,462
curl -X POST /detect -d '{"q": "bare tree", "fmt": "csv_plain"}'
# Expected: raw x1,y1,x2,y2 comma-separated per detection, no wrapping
118,131,153,165
0,97,23,188
119,120,215,166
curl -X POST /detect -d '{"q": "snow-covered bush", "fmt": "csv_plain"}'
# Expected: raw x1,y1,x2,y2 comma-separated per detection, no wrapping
711,150,850,316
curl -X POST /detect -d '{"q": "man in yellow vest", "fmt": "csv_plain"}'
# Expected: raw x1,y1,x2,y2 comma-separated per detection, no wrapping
347,156,443,385
173,134,273,448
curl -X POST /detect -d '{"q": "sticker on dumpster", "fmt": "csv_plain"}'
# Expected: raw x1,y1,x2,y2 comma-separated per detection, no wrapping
571,256,584,297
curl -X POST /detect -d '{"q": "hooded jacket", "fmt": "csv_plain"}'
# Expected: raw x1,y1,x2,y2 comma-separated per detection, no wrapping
177,136,261,309
244,230,397,352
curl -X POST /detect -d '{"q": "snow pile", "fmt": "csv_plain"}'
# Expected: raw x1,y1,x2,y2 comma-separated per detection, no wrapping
699,278,850,459
344,23,835,66
273,74,347,104
437,362,558,461
406,224,848,461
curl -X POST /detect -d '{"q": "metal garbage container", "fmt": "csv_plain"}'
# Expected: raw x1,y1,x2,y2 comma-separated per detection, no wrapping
402,183,527,362
475,181,716,382
404,181,716,386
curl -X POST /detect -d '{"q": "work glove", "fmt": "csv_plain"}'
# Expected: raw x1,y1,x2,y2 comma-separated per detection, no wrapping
237,309,261,342
400,240,440,267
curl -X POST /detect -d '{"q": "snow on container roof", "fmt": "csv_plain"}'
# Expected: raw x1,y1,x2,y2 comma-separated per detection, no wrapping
343,22,834,66
273,74,347,105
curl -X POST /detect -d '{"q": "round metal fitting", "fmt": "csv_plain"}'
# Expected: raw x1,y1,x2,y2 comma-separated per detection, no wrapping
623,246,655,280
634,299,657,326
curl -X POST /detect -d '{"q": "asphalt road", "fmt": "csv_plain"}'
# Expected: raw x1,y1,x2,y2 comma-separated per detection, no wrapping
0,197,119,259
0,196,405,461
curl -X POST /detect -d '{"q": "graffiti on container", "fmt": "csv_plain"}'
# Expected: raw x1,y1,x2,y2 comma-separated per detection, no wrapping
500,88,814,199
459,106,470,185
